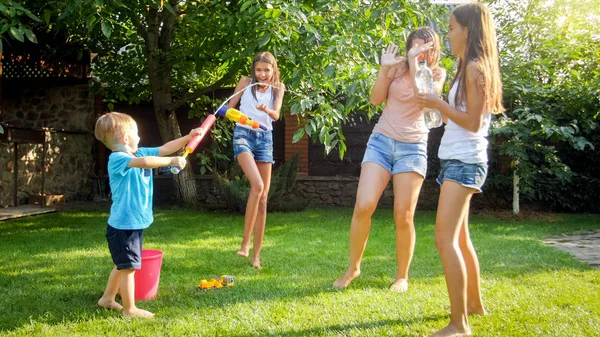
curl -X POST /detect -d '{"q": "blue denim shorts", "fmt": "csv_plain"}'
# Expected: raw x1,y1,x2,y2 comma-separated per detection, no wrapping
361,132,427,177
106,225,143,270
233,126,274,164
436,159,488,192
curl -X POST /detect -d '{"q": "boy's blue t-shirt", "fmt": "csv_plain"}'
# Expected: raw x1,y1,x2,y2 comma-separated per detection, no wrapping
107,147,160,230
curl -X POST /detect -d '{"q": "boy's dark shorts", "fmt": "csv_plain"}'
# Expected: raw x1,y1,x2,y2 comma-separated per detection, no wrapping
106,225,144,270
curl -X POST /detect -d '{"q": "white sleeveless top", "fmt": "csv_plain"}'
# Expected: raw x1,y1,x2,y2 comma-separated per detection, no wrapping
237,85,275,131
438,81,491,163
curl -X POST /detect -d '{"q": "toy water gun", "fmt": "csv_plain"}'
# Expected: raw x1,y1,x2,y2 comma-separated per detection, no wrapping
215,106,268,131
198,275,235,291
170,114,217,174
170,106,267,174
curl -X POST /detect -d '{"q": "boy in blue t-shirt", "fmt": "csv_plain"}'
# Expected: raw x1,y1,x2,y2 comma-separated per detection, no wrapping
94,112,203,318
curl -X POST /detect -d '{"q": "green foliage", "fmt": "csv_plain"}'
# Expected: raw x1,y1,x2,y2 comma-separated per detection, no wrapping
193,119,234,175
489,0,600,211
218,153,310,213
11,0,449,158
0,0,41,51
268,1,450,157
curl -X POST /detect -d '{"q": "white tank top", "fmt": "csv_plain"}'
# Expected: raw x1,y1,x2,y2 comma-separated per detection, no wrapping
237,85,274,131
438,81,491,163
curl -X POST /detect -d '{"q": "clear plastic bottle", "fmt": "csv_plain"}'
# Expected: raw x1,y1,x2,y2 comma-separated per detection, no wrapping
415,61,442,129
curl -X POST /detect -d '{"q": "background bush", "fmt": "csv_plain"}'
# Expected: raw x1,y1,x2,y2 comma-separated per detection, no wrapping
218,153,310,213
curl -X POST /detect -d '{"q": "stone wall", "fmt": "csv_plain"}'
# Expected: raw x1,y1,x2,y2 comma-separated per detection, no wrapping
0,83,96,207
94,174,495,211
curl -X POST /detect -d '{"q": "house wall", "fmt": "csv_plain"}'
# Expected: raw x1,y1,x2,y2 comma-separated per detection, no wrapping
0,82,96,207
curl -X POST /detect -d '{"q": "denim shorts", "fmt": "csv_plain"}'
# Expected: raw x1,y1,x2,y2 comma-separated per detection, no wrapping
361,132,427,177
233,126,274,164
106,225,143,270
436,159,488,192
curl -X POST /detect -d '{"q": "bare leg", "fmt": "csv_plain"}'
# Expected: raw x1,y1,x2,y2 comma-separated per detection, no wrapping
333,163,391,289
251,162,272,269
97,266,123,310
236,152,264,258
120,269,154,318
389,172,424,292
427,181,473,337
458,211,486,316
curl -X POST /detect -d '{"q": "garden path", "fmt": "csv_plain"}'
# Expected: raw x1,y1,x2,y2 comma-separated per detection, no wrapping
544,231,600,269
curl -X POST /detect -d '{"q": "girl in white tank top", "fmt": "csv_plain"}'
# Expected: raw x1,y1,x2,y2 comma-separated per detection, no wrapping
226,52,286,270
415,4,504,336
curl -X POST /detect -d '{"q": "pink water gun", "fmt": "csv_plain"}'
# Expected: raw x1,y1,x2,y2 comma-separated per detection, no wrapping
170,106,266,174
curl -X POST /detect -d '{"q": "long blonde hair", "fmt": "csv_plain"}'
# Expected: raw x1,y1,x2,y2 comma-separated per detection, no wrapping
250,51,282,102
450,3,504,114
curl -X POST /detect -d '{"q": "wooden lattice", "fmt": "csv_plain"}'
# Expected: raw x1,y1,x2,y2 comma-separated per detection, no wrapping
1,53,89,80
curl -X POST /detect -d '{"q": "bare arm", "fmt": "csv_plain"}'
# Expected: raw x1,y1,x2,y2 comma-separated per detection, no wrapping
228,76,251,109
157,127,204,156
128,156,186,169
433,68,448,123
433,68,447,95
406,41,434,97
371,44,405,106
257,82,286,121
371,66,395,105
417,63,487,132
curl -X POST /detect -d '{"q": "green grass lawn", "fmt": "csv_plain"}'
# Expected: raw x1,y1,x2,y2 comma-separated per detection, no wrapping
0,207,599,336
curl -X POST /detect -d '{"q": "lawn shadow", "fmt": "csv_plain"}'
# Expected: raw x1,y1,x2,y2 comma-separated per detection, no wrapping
228,315,445,337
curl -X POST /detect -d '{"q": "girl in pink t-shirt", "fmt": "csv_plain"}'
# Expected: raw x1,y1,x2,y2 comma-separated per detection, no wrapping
334,27,446,291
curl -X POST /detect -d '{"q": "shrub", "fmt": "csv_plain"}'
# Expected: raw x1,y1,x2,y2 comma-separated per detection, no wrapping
217,153,310,213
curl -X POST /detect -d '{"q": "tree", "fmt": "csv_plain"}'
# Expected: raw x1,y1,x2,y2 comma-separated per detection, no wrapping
9,0,446,206
0,0,41,52
489,0,600,211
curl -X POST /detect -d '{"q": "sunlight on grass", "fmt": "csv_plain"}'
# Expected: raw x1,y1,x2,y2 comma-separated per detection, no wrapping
0,208,599,336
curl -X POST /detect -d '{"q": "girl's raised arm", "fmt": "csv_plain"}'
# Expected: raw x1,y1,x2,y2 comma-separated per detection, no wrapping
371,44,405,105
228,76,252,109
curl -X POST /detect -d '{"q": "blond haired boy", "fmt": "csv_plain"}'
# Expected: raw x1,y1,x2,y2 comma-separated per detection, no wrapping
95,112,203,318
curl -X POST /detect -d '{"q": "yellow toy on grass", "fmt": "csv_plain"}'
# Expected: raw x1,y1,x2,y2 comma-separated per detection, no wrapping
198,275,235,290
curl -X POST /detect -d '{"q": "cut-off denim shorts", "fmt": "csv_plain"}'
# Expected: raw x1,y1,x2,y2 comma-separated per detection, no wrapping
361,132,427,177
233,125,275,164
436,159,488,192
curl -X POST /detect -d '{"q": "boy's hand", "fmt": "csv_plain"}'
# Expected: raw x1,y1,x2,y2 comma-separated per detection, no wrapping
171,156,187,169
189,127,204,138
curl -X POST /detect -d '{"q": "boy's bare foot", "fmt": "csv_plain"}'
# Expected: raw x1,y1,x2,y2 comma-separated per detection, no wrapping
97,297,123,311
389,278,409,292
467,304,487,316
425,323,471,337
237,243,250,257
251,258,262,269
332,268,360,289
123,308,155,319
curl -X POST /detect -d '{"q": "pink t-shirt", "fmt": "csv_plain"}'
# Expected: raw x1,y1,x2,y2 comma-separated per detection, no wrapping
373,69,445,143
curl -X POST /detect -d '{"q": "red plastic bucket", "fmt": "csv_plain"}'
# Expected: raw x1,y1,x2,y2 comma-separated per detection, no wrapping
135,249,163,301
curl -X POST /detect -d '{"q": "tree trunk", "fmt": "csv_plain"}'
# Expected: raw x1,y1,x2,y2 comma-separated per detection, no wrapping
144,5,199,207
150,78,199,207
513,161,520,215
